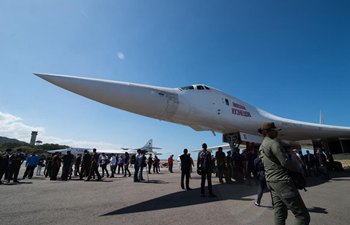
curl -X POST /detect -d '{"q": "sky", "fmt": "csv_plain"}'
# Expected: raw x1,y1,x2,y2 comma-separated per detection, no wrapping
1,0,350,159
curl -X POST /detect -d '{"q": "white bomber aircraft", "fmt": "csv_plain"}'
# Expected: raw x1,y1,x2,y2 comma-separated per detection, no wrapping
35,73,350,153
47,139,162,155
112,138,162,155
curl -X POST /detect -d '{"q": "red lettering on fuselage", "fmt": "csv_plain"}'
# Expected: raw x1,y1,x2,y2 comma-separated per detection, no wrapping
232,108,251,117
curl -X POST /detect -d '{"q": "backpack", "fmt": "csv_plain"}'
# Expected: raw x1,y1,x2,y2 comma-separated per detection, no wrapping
130,155,136,164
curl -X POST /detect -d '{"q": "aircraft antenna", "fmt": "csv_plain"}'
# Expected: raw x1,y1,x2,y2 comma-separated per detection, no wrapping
319,110,324,124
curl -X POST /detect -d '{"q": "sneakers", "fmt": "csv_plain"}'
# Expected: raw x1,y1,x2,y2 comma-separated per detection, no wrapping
254,202,260,207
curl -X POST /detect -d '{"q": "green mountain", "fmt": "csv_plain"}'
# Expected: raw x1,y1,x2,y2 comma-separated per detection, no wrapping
0,136,68,154
0,136,29,148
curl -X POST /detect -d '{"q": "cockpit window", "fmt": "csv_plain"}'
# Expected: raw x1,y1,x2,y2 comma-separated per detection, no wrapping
179,85,210,91
180,86,194,90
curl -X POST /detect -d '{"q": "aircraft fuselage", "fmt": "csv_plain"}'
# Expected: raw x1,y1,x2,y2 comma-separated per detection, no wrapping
35,73,350,145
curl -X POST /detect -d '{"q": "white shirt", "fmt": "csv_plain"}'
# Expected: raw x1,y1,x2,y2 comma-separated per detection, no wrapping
110,155,117,166
99,155,108,165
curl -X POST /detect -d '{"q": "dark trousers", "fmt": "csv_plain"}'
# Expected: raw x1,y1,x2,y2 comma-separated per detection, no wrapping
0,167,5,182
139,166,144,180
5,167,13,182
61,165,70,181
117,164,124,174
268,180,310,225
45,165,51,178
87,164,101,180
50,166,60,180
101,164,109,177
153,164,160,173
74,164,80,176
232,166,244,182
124,164,131,176
12,165,21,181
169,164,173,173
217,165,224,183
110,165,116,177
256,176,267,204
201,172,213,195
23,165,36,179
134,165,140,182
181,170,190,189
80,165,90,179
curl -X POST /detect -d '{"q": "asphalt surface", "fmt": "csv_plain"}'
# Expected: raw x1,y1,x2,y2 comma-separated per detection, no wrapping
1,166,350,225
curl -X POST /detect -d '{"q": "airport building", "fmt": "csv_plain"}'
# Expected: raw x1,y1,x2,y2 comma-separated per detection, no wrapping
30,131,38,145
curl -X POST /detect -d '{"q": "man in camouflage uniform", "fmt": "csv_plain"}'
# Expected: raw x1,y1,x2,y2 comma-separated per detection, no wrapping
259,122,310,225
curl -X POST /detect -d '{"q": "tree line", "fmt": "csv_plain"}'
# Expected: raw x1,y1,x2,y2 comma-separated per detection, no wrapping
0,136,68,155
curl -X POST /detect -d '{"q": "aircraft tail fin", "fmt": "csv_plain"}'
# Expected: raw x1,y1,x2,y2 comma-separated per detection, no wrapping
143,139,153,149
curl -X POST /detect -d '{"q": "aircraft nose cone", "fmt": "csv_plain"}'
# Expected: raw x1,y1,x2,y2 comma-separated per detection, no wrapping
34,73,178,120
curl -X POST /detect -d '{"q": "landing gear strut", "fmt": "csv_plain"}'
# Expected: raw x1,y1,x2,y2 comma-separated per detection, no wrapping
223,132,242,151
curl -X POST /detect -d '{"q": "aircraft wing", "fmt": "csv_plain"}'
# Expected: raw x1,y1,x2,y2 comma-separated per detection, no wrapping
95,149,137,154
192,144,231,153
47,148,92,155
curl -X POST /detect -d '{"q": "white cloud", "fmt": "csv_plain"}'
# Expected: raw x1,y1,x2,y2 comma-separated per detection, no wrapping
0,111,121,149
117,52,125,60
0,112,44,143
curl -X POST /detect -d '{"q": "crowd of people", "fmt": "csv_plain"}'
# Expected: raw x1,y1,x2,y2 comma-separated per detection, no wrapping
0,141,336,186
0,149,26,184
0,147,166,184
197,142,334,188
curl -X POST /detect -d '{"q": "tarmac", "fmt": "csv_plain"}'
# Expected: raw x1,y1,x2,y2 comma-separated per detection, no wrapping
1,165,350,225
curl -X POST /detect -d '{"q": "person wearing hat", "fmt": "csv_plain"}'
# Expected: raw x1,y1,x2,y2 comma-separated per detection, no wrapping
259,122,310,225
197,143,216,197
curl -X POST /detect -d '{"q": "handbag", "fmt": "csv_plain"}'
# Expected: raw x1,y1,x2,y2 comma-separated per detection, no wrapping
287,170,307,190
262,149,307,191
197,167,202,175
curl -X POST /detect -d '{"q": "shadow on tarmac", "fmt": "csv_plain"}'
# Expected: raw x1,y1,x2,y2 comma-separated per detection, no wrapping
143,180,169,184
1,181,33,185
101,182,257,216
102,169,350,216
308,207,328,214
305,169,350,188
